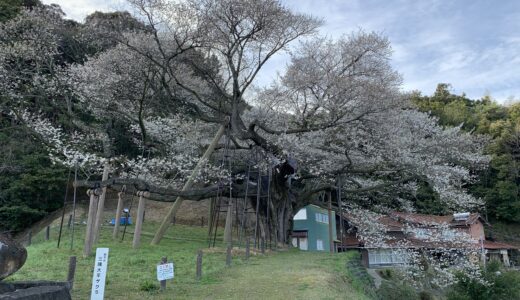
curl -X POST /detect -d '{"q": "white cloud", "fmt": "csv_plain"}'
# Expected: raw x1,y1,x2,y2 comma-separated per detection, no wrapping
42,0,520,102
42,0,126,21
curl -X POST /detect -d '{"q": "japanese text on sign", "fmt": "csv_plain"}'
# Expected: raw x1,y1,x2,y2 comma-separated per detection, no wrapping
91,248,109,300
157,262,174,281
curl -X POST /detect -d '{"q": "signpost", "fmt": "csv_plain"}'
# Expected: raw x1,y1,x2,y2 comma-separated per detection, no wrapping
157,257,174,291
91,248,109,300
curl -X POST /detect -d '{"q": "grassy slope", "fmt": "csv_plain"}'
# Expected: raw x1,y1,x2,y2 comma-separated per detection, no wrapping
8,222,371,300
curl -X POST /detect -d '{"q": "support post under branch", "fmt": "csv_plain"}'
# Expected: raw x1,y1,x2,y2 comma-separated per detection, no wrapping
151,125,226,245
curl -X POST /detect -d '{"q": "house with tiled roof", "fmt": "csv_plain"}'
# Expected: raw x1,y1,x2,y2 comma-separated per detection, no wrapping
338,211,518,268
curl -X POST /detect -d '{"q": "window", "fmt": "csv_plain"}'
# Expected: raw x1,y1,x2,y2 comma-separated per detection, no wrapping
442,229,456,238
294,208,307,220
315,213,329,224
368,249,407,265
414,228,430,239
317,239,324,251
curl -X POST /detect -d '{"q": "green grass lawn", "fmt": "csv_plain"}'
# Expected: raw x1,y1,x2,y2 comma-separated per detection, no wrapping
8,222,371,299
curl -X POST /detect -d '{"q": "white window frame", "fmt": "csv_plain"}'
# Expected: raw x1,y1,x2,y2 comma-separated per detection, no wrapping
368,249,407,265
316,239,324,251
315,213,329,224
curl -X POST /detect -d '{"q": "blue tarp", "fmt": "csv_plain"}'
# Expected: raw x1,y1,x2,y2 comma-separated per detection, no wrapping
110,217,132,225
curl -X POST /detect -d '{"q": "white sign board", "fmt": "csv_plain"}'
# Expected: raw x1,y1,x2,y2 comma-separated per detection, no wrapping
91,248,109,300
157,262,174,281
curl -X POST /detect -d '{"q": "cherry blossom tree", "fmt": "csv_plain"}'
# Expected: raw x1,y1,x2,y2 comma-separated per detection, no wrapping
8,0,489,267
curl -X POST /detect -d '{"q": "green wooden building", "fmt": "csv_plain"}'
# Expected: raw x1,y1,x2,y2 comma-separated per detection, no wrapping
291,204,337,252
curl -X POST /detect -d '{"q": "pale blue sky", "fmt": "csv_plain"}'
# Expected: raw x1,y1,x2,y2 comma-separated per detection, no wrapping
43,0,520,103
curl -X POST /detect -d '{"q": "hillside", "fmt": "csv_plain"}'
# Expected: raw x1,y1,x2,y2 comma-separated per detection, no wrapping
7,222,372,299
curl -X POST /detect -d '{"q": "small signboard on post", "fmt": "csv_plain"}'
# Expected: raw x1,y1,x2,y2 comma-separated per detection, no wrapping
91,248,109,300
157,257,174,291
157,261,174,281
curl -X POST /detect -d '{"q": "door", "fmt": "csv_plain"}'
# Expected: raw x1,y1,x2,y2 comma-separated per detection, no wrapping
299,237,308,250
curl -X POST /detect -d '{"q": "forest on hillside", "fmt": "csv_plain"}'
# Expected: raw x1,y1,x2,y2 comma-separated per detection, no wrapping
413,84,520,224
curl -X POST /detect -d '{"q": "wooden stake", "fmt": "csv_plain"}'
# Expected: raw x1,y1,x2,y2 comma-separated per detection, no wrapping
67,256,77,289
45,226,50,241
113,191,124,239
245,238,250,260
133,192,146,249
226,244,232,266
151,125,226,245
196,250,203,281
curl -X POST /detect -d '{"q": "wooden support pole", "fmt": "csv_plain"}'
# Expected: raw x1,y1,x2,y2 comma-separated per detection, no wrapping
328,191,334,253
254,174,261,249
93,162,110,244
57,169,71,249
70,165,78,250
160,256,167,291
337,176,344,250
196,250,203,281
226,244,232,266
83,189,99,257
224,198,233,246
45,226,50,241
67,214,72,229
151,125,226,245
113,191,124,239
27,230,32,246
208,198,214,233
132,192,146,249
245,238,250,260
67,256,77,289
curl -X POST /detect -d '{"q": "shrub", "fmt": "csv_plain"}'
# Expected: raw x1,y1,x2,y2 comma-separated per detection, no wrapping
419,290,435,300
139,281,159,292
447,264,520,300
378,268,394,280
377,281,419,300
0,205,46,232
